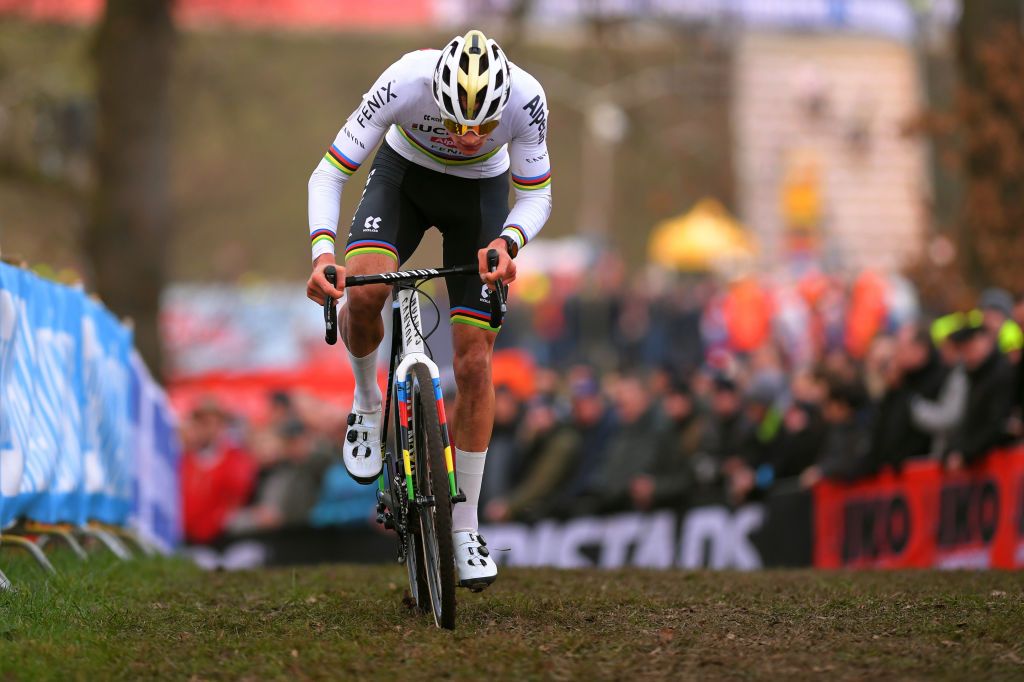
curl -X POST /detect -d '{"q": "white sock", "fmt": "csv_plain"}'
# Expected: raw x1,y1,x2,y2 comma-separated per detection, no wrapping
347,348,382,412
452,448,486,532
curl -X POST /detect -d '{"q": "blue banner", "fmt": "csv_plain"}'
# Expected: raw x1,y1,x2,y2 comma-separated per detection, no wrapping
0,263,181,548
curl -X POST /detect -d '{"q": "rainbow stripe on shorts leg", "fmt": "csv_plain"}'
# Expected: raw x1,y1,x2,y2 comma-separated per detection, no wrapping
346,240,399,263
450,306,498,331
324,145,360,176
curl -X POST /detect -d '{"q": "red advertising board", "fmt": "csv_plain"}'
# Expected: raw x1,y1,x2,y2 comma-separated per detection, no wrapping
814,448,1024,569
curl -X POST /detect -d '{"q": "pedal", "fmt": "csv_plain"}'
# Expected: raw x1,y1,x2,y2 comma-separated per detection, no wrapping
451,488,467,504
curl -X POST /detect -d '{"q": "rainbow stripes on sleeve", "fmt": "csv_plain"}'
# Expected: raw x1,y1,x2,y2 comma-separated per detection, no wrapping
501,224,528,251
324,145,360,176
345,239,399,263
311,228,336,250
511,169,551,191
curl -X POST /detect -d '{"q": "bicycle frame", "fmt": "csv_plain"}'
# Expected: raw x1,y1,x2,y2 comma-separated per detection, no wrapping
386,288,459,503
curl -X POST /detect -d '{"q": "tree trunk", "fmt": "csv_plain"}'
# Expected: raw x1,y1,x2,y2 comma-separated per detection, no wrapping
955,0,1024,290
84,0,175,378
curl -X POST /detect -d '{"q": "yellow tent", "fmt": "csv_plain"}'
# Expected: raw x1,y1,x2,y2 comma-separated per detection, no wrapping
648,198,756,271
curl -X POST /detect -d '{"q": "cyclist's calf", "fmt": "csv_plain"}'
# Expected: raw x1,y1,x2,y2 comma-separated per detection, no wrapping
451,326,497,451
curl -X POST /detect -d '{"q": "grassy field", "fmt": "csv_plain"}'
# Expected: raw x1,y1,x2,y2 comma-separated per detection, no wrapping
1,553,1023,680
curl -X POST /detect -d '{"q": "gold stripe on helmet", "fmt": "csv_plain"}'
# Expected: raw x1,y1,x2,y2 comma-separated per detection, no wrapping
458,29,489,120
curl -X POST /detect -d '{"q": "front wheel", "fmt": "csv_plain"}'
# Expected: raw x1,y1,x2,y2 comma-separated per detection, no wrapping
410,364,457,630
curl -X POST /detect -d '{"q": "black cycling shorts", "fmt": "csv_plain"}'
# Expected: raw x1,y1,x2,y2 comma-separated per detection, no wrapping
344,141,508,330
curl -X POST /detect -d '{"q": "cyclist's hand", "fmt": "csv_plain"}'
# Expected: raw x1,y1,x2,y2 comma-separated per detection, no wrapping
307,255,345,304
478,238,517,290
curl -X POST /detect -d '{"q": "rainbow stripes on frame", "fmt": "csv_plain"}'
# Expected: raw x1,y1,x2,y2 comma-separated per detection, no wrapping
324,145,360,176
346,239,399,262
450,306,497,331
511,169,551,191
310,228,335,250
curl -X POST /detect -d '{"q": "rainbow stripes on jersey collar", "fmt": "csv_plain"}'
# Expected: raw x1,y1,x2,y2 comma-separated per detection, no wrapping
324,145,360,176
311,228,336,249
346,239,399,262
397,126,503,166
450,306,498,331
512,169,551,191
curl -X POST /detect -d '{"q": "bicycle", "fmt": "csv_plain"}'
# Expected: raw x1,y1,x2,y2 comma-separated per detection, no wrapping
322,250,507,630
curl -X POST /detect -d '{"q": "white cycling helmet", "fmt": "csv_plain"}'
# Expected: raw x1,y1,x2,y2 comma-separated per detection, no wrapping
432,29,512,128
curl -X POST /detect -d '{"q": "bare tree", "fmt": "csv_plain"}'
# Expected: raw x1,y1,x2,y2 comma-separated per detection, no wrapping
954,0,1024,290
83,0,175,377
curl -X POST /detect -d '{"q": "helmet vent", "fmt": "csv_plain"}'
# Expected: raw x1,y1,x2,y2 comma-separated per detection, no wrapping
486,98,500,119
442,64,452,83
442,92,455,115
459,52,470,73
494,68,503,88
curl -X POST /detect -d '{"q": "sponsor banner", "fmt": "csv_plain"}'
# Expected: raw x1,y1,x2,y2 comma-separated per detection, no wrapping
0,263,181,547
129,352,183,552
193,488,812,570
483,489,811,570
814,447,1024,569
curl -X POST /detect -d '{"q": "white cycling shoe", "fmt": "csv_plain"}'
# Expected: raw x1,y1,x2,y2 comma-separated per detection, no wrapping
453,530,497,592
343,405,383,484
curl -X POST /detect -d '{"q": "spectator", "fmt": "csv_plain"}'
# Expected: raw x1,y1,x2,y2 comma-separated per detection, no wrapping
725,374,785,503
800,379,870,488
180,398,257,545
979,287,1023,359
702,374,749,479
551,371,616,511
630,379,706,510
867,323,949,472
945,322,1017,471
910,349,967,458
485,394,580,522
571,373,665,514
227,418,331,532
768,373,827,482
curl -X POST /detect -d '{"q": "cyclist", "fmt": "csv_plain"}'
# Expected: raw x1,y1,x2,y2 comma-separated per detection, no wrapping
305,30,551,590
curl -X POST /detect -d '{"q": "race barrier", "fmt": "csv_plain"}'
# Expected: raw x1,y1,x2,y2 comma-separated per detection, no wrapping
0,262,182,558
815,447,1024,570
197,449,1024,572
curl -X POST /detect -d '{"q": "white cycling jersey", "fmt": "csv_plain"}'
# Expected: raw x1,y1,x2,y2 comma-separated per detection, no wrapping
308,49,552,262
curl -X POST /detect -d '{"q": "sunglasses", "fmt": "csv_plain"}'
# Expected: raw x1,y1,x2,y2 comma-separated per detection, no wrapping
442,118,500,136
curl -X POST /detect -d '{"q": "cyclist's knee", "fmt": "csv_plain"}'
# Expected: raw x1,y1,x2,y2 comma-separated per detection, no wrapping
453,342,492,390
346,284,389,320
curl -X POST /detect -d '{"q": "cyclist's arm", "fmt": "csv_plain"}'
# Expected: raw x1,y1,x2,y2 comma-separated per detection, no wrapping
308,59,405,262
501,80,552,254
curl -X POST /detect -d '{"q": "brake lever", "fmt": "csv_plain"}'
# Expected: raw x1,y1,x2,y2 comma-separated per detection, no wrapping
486,249,507,329
324,265,338,345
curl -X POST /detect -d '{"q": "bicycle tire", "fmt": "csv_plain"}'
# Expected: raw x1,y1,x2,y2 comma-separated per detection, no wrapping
410,364,457,630
390,382,430,613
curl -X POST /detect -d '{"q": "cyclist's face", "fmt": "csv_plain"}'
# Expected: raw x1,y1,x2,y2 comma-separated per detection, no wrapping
450,129,490,155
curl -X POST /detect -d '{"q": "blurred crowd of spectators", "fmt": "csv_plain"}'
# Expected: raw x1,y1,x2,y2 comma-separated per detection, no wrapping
179,265,1024,544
